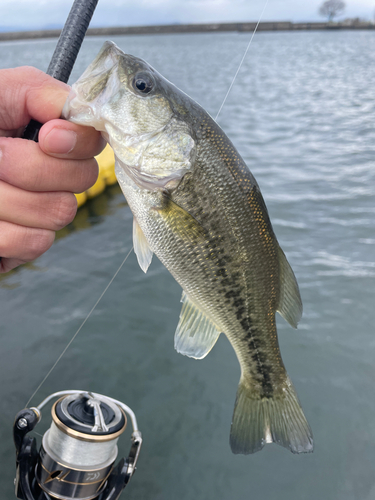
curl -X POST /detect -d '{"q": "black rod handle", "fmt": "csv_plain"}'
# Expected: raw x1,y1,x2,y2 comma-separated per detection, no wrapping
23,0,99,141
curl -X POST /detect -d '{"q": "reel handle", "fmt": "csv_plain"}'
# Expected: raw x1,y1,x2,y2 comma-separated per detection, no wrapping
13,409,40,455
14,410,41,500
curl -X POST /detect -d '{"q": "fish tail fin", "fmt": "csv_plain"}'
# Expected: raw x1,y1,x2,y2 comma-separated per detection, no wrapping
230,377,313,455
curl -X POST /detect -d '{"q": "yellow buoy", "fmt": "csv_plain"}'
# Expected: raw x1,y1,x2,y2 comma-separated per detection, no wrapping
75,144,117,208
97,145,117,185
75,191,87,208
86,172,106,198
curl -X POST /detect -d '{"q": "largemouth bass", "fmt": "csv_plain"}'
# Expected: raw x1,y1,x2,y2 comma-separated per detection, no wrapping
63,41,313,455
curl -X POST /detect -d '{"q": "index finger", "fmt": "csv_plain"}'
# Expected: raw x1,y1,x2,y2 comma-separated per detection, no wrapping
0,66,69,131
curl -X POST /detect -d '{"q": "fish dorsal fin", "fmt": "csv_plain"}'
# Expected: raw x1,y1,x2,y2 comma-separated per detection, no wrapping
133,217,153,273
276,246,303,328
175,292,221,359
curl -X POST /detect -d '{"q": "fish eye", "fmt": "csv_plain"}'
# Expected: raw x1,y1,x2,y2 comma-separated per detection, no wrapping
133,73,154,94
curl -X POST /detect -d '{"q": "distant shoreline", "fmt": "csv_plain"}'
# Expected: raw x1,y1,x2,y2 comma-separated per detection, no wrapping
1,20,374,42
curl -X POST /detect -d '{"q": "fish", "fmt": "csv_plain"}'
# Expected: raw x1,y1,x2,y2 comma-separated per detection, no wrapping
63,41,313,455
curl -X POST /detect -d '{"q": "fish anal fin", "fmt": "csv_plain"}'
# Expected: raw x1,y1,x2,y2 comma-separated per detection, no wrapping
175,292,221,359
133,217,153,273
277,246,303,328
230,376,313,455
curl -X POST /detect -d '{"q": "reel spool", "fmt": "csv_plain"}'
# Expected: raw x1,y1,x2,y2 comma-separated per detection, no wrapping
13,391,142,500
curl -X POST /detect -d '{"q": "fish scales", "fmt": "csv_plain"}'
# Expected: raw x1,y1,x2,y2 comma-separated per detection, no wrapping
63,41,313,455
171,118,282,392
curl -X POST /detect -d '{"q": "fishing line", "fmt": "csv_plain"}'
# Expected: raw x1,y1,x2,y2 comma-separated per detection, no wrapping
24,1,268,408
25,246,133,407
215,0,269,121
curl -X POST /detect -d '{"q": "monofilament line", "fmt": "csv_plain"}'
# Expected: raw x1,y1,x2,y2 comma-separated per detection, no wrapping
215,0,269,122
25,247,133,408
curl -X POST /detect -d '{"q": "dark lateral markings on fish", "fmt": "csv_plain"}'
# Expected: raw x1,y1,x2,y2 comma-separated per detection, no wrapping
63,41,313,455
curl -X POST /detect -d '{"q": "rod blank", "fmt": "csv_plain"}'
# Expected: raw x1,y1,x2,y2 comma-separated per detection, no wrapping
47,0,99,83
23,0,99,141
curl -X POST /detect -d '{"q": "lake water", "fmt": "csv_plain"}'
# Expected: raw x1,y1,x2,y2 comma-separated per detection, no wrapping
1,29,375,500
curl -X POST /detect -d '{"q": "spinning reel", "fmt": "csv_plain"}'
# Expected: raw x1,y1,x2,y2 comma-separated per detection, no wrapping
13,391,142,500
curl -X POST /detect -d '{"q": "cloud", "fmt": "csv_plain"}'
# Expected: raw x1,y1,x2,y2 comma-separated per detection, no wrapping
1,0,374,31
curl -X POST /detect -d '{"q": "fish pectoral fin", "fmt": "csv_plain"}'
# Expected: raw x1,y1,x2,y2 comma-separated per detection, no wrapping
175,292,221,359
133,217,153,273
276,245,303,329
155,193,206,243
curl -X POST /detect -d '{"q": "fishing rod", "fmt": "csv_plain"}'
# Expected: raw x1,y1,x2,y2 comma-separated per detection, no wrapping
23,0,99,141
14,2,143,499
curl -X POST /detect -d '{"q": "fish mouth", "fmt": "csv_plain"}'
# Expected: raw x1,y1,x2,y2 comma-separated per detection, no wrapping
62,41,151,130
62,42,123,129
62,90,105,132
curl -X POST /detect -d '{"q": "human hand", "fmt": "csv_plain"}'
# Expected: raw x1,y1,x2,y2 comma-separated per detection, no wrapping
0,66,105,273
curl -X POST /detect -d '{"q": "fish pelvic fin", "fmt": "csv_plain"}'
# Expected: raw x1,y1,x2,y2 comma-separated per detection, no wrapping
174,292,221,359
277,246,303,328
230,376,313,455
133,217,153,273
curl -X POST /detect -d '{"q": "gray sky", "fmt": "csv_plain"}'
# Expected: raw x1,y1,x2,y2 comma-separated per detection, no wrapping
1,0,374,31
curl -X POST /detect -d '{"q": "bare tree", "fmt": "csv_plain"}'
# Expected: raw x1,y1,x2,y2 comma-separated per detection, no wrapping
319,0,346,21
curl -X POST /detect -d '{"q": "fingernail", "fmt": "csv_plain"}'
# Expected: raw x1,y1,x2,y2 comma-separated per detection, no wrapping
44,128,77,154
